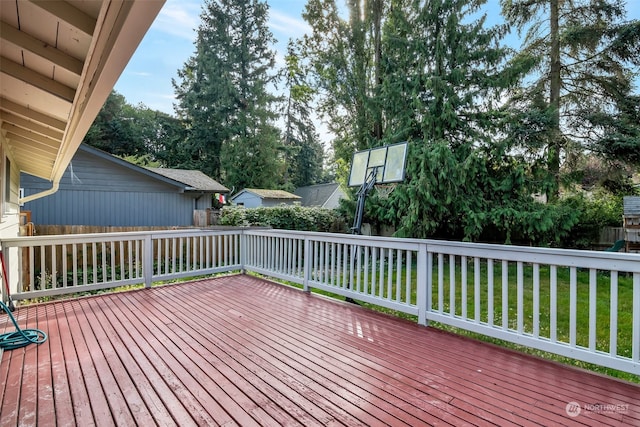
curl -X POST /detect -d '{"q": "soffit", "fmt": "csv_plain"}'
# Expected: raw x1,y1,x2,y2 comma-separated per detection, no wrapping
0,0,165,184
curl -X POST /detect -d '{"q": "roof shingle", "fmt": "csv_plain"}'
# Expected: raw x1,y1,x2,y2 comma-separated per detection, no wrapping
146,168,229,192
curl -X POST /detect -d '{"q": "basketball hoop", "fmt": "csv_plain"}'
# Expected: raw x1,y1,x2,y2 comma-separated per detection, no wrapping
348,141,408,234
376,183,396,199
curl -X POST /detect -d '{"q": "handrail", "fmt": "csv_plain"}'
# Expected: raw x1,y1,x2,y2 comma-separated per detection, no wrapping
1,228,638,375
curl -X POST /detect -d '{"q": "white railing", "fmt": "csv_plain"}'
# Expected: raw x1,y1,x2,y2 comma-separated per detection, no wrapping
2,228,639,375
1,229,241,300
243,229,640,376
243,230,426,317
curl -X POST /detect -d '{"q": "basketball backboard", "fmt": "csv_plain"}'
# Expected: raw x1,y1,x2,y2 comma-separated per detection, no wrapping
348,141,408,187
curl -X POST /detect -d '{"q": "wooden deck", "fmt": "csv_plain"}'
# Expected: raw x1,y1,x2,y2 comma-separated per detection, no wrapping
1,274,638,426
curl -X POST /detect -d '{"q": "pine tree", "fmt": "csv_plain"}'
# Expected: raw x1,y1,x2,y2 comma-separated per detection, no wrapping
302,0,387,166
280,41,325,189
173,0,283,189
501,0,640,199
381,0,534,240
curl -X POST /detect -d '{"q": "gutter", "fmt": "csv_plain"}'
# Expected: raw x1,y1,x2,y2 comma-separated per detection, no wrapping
19,181,60,205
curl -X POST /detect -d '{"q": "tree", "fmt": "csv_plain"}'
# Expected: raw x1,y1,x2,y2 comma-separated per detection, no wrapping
279,41,325,189
302,0,386,168
377,0,551,241
84,91,191,167
501,0,640,199
146,112,190,168
84,91,143,157
173,0,283,189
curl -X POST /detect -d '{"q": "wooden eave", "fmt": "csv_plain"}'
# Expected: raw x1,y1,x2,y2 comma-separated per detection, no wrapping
0,0,165,201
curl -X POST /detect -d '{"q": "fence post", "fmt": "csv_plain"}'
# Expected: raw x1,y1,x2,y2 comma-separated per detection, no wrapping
417,242,429,326
144,234,153,288
303,237,311,293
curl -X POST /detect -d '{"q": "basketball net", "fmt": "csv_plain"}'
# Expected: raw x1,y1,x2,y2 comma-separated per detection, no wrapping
376,183,396,199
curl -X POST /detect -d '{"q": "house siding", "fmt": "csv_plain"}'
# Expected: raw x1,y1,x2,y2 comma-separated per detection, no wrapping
324,188,344,209
20,148,203,227
231,192,298,208
232,192,262,208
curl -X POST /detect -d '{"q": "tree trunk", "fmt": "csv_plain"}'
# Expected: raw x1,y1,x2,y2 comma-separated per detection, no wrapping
548,0,561,201
372,0,383,140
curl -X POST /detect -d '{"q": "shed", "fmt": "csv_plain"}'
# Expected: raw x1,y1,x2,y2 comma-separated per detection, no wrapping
623,196,640,252
294,183,347,209
20,144,229,227
231,188,300,208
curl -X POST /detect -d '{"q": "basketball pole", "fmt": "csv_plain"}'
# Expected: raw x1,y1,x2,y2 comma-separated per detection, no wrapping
351,166,379,235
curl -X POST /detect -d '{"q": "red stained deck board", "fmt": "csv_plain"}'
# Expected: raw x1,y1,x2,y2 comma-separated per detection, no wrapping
173,285,475,426
1,274,639,427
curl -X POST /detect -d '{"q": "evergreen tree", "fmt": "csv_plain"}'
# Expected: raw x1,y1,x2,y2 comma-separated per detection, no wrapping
303,0,557,241
280,42,325,189
302,0,386,172
148,112,190,168
501,0,640,199
173,0,282,189
379,0,543,241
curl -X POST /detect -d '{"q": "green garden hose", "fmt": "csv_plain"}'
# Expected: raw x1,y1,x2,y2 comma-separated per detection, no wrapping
0,301,47,350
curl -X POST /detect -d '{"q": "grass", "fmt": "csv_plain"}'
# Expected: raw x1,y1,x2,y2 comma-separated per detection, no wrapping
13,271,242,306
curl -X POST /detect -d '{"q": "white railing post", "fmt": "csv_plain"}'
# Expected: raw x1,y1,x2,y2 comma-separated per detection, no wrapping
417,242,428,326
144,234,153,288
240,230,246,274
633,273,640,364
0,243,8,302
303,237,311,293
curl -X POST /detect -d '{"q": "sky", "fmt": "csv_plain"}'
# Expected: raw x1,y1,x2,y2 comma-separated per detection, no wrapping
114,0,312,114
114,0,640,117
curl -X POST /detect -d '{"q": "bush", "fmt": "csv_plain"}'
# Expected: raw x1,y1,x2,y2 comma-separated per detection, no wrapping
219,205,347,232
557,192,623,249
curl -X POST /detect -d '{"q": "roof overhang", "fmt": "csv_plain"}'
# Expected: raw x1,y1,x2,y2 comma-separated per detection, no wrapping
0,0,165,202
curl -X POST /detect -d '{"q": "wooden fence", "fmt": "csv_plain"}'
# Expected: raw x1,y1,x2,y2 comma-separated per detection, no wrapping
598,227,625,247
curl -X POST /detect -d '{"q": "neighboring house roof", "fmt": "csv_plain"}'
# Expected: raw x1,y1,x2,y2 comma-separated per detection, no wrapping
146,168,229,193
232,188,301,201
77,143,226,193
294,183,345,208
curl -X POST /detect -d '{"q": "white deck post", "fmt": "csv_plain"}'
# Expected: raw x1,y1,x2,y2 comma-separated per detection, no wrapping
303,237,311,293
239,230,246,274
143,234,153,288
417,242,428,326
633,273,640,363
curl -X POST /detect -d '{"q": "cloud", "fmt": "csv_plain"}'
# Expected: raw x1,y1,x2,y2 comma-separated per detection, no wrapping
153,0,201,41
269,10,311,41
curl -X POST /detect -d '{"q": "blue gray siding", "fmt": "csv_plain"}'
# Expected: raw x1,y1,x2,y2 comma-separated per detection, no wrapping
232,192,262,208
21,147,209,226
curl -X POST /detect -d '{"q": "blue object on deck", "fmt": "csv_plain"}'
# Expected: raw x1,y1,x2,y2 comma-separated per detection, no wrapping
0,300,47,350
605,239,625,252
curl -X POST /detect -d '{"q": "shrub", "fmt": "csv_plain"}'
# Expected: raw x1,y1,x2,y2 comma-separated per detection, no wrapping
557,191,623,249
219,205,347,233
